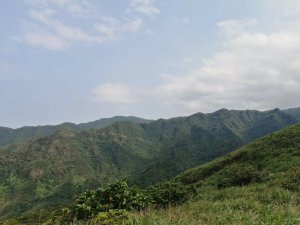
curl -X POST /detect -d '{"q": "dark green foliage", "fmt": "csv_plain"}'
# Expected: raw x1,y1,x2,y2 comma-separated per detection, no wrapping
282,166,300,192
175,123,300,193
53,180,193,224
135,108,298,186
90,209,130,225
0,116,152,147
68,181,150,221
0,108,299,223
283,107,300,121
128,123,300,224
147,182,192,208
217,164,263,188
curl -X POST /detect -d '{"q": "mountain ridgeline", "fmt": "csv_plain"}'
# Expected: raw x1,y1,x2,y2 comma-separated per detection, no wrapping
0,116,152,146
0,108,300,222
134,122,300,224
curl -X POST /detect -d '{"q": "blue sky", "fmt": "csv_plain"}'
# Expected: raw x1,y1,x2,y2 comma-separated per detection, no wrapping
1,0,300,128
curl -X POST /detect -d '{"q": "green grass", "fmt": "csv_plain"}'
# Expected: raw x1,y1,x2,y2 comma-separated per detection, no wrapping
130,124,300,225
131,185,300,225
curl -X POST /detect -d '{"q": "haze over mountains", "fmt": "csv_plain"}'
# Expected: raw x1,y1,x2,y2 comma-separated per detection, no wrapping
0,107,300,222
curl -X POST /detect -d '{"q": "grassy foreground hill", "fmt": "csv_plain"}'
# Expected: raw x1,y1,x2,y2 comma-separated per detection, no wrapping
133,123,300,225
0,109,299,223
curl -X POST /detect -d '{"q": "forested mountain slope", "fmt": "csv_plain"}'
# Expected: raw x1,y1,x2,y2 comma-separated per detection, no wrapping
135,123,300,225
0,108,299,221
0,116,152,146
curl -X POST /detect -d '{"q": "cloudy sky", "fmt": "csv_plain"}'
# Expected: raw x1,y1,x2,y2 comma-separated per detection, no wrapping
1,0,300,127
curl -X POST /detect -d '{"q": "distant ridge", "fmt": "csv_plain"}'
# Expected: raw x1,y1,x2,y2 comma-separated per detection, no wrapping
0,116,152,146
283,107,300,120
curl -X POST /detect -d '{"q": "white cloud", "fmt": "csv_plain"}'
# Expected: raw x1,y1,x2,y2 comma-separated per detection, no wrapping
22,8,104,50
94,17,143,40
25,0,91,17
93,3,300,113
217,19,257,38
267,0,300,18
156,16,300,112
124,17,144,32
21,0,147,50
130,0,160,16
92,83,139,104
24,29,67,50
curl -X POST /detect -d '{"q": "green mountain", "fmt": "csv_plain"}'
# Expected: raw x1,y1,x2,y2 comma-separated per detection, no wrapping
175,122,300,187
134,108,298,186
0,108,299,223
284,107,300,120
0,126,157,222
0,116,152,147
135,123,300,224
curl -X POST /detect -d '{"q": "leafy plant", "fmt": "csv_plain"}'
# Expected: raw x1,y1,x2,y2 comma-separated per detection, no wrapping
282,166,300,191
90,209,130,225
68,181,150,221
148,181,192,208
217,164,263,188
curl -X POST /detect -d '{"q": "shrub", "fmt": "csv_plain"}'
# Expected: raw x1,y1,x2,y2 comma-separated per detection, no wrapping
217,164,263,188
90,209,130,225
148,182,191,208
55,180,193,223
282,166,300,192
68,181,150,221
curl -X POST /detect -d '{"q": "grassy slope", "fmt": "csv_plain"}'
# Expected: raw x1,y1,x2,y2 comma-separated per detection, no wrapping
133,123,300,224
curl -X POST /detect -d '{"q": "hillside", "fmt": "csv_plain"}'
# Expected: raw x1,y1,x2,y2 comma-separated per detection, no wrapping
0,116,152,147
0,108,299,223
0,126,157,222
134,108,298,185
134,123,300,224
284,107,300,121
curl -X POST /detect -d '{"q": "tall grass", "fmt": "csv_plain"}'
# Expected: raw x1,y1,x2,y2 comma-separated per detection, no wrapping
130,185,300,225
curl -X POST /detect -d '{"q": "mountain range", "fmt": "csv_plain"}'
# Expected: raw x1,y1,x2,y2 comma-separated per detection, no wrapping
135,121,300,224
0,108,300,222
0,116,152,147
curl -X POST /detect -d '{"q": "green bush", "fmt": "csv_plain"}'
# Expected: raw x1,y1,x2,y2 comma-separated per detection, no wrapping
217,164,263,188
90,209,130,225
148,182,191,208
282,166,300,192
68,181,150,221
52,180,193,224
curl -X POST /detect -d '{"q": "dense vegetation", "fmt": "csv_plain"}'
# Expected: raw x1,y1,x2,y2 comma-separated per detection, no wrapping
132,123,300,224
32,122,300,224
0,108,300,223
0,116,152,146
283,107,300,121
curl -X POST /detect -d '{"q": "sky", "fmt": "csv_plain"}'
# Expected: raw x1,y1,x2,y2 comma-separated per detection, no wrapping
1,0,300,128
